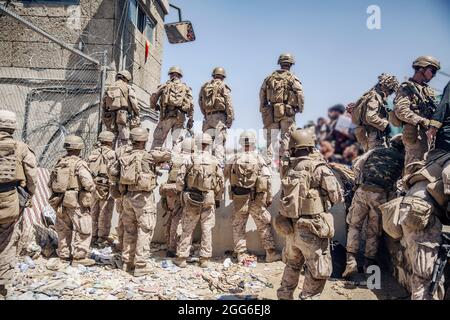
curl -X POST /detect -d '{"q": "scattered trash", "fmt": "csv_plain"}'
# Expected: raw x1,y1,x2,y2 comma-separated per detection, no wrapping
160,260,173,269
223,258,232,269
90,247,113,265
242,255,257,268
18,263,29,273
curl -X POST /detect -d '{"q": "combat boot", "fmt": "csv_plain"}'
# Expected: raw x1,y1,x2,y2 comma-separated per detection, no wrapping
265,249,282,263
363,257,377,273
166,250,176,258
134,265,153,277
342,253,358,278
122,262,134,273
0,284,7,298
199,257,209,268
173,257,187,268
72,258,96,267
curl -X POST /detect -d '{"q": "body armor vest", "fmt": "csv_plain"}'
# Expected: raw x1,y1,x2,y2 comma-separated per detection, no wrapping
362,147,404,190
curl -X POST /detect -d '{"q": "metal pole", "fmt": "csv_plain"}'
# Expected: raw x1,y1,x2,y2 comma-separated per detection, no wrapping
0,4,101,66
98,50,108,136
169,4,183,22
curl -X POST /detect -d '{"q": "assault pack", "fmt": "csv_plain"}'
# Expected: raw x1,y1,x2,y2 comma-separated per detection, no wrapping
50,156,81,193
185,154,217,192
201,80,227,113
119,150,157,192
104,81,129,111
162,81,187,108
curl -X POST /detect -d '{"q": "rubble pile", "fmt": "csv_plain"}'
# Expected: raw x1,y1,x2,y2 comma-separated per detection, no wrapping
4,244,277,300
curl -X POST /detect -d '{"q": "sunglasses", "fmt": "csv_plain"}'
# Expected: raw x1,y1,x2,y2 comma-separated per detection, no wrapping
428,67,437,76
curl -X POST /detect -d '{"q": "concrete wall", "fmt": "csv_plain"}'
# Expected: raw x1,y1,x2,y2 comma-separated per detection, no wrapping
111,172,349,256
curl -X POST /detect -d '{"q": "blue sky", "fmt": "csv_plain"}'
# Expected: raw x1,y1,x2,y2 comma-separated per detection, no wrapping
161,0,450,146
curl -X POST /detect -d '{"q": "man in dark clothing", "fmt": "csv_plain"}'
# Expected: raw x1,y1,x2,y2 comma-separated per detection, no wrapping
428,81,450,151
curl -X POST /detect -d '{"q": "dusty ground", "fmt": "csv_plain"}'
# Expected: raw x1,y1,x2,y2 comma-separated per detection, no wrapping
2,243,409,300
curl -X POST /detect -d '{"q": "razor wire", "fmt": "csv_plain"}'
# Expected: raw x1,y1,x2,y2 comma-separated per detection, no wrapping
0,8,106,169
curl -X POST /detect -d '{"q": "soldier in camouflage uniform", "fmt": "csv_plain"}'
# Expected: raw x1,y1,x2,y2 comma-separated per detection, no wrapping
393,56,440,167
110,128,170,276
88,131,117,245
160,137,195,257
276,129,343,300
260,53,305,161
351,74,399,152
396,148,449,300
50,135,96,267
225,131,281,263
102,70,140,148
199,67,234,165
342,135,405,277
109,141,133,253
0,110,37,297
174,133,224,269
150,67,194,150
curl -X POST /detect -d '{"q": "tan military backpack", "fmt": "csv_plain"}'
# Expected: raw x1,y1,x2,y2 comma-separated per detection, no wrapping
0,139,18,184
230,154,260,189
350,90,374,126
119,150,156,192
88,148,113,179
266,72,291,104
186,154,216,192
201,80,226,113
162,81,187,108
50,157,80,193
104,82,128,111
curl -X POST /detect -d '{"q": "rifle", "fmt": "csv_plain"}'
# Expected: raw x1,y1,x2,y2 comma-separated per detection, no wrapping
405,83,437,120
17,185,31,211
429,233,450,296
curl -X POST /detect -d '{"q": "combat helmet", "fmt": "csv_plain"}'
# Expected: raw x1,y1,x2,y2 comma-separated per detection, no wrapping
212,67,226,78
378,73,399,92
278,53,295,65
98,131,115,143
130,127,149,142
290,128,315,149
64,135,84,150
168,66,183,77
0,110,18,130
117,70,132,82
239,131,256,146
412,56,441,71
195,133,213,147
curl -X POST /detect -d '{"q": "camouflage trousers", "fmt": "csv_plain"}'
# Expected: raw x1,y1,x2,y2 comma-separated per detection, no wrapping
151,115,185,150
277,222,332,300
346,186,387,259
403,128,428,168
203,113,228,164
0,218,21,286
91,188,114,240
112,124,130,149
231,192,275,254
56,205,92,260
177,191,215,259
400,215,445,300
122,191,157,268
115,197,125,252
265,116,296,160
163,191,183,253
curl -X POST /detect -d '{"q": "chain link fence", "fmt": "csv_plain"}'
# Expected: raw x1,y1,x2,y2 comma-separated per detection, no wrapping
0,4,106,169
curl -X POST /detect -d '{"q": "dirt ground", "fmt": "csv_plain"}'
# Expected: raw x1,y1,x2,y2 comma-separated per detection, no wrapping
2,243,409,301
